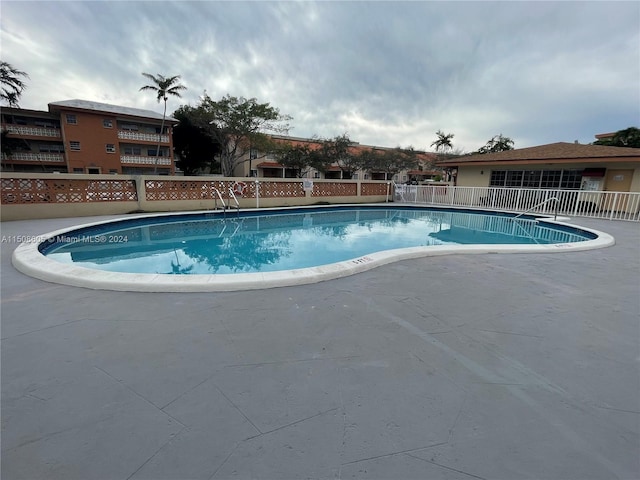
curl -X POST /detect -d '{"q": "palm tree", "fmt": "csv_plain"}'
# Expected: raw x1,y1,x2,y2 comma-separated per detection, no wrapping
430,130,454,153
1,61,29,107
139,73,187,173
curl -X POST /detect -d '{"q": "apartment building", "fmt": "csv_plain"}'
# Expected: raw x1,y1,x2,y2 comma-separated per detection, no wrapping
239,135,439,183
1,100,178,175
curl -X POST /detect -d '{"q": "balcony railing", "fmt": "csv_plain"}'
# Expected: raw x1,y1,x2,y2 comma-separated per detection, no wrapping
6,152,65,163
120,155,172,166
118,131,169,143
2,125,61,138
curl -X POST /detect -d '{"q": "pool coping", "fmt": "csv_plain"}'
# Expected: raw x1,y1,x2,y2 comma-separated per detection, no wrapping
11,204,616,292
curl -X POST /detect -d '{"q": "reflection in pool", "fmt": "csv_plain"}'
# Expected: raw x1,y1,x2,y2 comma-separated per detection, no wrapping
39,207,596,275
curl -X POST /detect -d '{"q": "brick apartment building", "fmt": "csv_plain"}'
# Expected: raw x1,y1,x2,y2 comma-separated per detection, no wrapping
1,100,178,175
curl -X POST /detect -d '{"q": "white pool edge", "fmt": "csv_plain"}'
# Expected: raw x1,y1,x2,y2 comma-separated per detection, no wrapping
11,206,616,292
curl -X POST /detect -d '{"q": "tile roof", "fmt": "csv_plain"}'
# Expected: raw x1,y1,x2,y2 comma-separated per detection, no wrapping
269,135,435,160
48,99,178,123
407,170,441,175
256,162,284,168
436,142,640,166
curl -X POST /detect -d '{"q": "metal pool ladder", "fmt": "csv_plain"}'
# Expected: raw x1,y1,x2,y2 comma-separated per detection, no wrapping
514,197,560,221
212,188,240,217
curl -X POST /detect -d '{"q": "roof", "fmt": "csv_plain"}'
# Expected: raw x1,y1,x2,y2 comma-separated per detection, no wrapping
48,99,178,123
595,132,616,139
1,106,58,119
436,142,640,167
407,170,441,176
256,162,284,168
269,135,435,161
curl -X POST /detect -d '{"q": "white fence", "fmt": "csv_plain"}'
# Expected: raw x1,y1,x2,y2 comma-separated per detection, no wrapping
394,185,640,222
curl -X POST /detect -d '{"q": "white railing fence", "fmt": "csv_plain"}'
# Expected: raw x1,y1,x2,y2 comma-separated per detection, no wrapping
117,131,169,143
394,185,640,222
3,125,62,138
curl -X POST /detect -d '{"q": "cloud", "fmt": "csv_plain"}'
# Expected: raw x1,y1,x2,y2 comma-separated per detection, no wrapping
2,1,638,153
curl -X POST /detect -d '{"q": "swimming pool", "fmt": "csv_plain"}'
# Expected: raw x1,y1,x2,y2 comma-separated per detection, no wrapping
12,205,614,292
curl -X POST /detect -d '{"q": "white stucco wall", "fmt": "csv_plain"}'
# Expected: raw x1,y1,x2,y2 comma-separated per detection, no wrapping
455,165,489,187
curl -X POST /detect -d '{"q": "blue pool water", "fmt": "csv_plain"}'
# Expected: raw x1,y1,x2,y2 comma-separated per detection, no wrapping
40,207,596,275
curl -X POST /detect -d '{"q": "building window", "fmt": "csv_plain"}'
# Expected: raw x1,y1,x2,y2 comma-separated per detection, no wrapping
148,148,166,157
314,171,320,178
522,170,541,188
250,148,258,160
540,170,562,188
123,146,141,155
66,114,77,124
73,168,84,173
505,171,523,187
69,141,81,151
87,168,100,174
103,119,113,128
121,124,139,131
39,144,65,153
490,169,583,190
106,144,116,153
490,170,506,186
560,170,583,190
35,121,56,129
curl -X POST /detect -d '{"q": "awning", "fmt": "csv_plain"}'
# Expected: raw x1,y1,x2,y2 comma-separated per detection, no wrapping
256,162,284,168
582,168,606,177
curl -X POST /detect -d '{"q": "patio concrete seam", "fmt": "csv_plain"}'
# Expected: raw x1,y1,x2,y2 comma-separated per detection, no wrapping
125,425,188,480
223,354,362,368
158,370,220,411
405,453,488,480
213,384,262,435
245,407,340,440
94,366,187,428
208,441,242,480
341,441,449,466
0,318,85,341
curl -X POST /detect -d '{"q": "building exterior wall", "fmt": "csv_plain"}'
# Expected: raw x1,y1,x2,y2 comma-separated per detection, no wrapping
61,109,121,173
1,108,66,172
456,162,640,192
455,165,486,187
630,169,640,192
2,104,176,175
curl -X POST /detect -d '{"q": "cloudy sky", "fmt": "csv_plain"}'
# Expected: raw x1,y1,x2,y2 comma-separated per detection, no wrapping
1,1,638,152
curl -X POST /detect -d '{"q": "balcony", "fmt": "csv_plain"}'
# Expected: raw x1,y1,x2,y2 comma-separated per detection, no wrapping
7,152,65,163
121,155,172,166
118,131,169,143
2,125,62,138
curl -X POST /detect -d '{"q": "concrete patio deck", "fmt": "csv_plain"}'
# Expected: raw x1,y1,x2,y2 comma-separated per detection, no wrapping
1,214,639,480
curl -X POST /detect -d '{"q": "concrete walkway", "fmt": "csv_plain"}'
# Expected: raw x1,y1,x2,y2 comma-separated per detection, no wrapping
1,215,639,480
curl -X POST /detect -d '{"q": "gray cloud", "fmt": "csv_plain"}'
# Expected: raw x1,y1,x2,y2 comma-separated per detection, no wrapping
2,1,638,153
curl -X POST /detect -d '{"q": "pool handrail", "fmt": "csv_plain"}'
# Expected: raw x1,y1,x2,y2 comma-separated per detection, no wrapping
227,188,241,217
514,197,560,221
212,187,226,210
